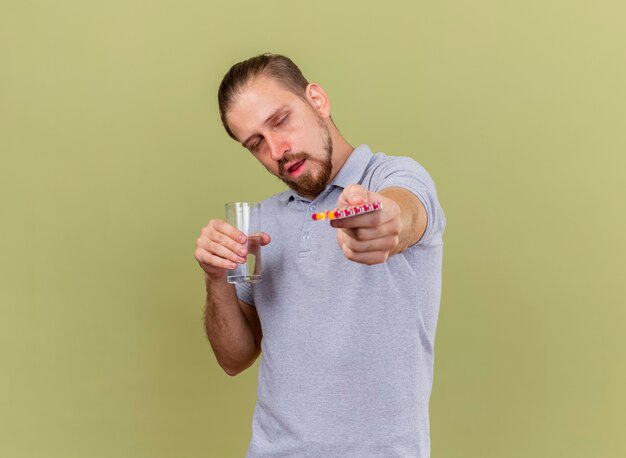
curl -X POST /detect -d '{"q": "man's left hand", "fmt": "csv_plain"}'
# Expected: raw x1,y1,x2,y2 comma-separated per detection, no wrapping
330,184,402,265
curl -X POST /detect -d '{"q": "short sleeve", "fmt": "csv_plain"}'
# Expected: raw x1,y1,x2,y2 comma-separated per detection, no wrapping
366,155,446,247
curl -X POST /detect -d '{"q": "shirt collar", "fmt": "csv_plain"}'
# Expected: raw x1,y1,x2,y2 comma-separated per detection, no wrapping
328,144,373,189
277,144,374,204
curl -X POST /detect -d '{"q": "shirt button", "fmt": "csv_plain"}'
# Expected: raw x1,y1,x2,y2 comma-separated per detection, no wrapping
309,205,316,212
302,231,310,239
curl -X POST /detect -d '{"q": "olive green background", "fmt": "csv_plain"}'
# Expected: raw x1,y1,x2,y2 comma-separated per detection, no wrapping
1,1,624,457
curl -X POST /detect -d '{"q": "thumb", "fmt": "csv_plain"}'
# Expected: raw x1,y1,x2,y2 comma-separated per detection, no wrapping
260,232,272,246
339,184,369,207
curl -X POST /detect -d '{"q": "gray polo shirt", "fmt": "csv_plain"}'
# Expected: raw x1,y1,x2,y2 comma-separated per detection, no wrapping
237,144,446,458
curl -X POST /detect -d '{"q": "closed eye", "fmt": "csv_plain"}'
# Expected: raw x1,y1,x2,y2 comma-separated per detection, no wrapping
249,138,263,152
246,111,289,152
275,114,288,127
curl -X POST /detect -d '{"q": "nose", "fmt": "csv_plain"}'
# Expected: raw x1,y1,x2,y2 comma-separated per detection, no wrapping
266,133,289,162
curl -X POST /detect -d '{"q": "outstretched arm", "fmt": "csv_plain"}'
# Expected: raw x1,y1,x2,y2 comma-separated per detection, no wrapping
331,184,427,265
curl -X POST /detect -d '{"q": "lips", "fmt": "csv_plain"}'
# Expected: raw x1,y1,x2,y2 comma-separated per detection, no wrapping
287,159,305,176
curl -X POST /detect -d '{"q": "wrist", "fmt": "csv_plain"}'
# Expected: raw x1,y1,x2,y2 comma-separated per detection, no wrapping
204,271,227,289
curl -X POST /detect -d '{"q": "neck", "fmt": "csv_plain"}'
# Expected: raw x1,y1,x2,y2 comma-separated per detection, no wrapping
327,123,354,183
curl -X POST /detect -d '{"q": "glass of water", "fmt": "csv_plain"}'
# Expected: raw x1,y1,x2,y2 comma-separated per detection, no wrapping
225,202,262,284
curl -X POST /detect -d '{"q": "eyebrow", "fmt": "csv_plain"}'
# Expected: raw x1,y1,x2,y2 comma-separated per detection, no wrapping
242,104,289,148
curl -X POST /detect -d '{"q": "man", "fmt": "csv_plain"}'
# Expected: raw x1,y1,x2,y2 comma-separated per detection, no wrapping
195,53,446,457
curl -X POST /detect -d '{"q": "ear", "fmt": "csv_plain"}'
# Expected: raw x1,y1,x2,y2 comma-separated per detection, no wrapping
305,83,331,118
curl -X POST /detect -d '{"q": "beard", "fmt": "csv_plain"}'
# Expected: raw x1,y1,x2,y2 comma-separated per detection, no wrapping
275,123,333,199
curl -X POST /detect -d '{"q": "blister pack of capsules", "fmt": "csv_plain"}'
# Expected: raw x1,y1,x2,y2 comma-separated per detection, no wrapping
311,201,382,221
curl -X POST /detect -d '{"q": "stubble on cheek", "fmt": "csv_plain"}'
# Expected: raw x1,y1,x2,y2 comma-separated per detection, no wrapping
264,121,334,198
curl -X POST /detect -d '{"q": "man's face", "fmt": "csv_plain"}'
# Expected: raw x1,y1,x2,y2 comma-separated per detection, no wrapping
225,76,333,199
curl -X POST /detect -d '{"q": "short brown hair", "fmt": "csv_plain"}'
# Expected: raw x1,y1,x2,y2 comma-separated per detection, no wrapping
217,53,309,140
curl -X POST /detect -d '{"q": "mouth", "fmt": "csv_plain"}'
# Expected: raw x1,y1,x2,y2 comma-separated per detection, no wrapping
286,159,306,177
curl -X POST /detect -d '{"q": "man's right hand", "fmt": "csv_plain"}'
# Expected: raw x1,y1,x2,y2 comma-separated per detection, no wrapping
195,220,271,281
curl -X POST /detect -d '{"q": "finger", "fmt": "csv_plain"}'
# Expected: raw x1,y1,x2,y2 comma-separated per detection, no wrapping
336,228,345,250
211,219,248,243
337,184,369,208
340,244,390,265
260,232,272,246
206,240,247,264
330,209,385,229
196,249,238,271
249,231,272,246
339,219,400,241
195,234,245,264
340,233,398,253
207,227,248,257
